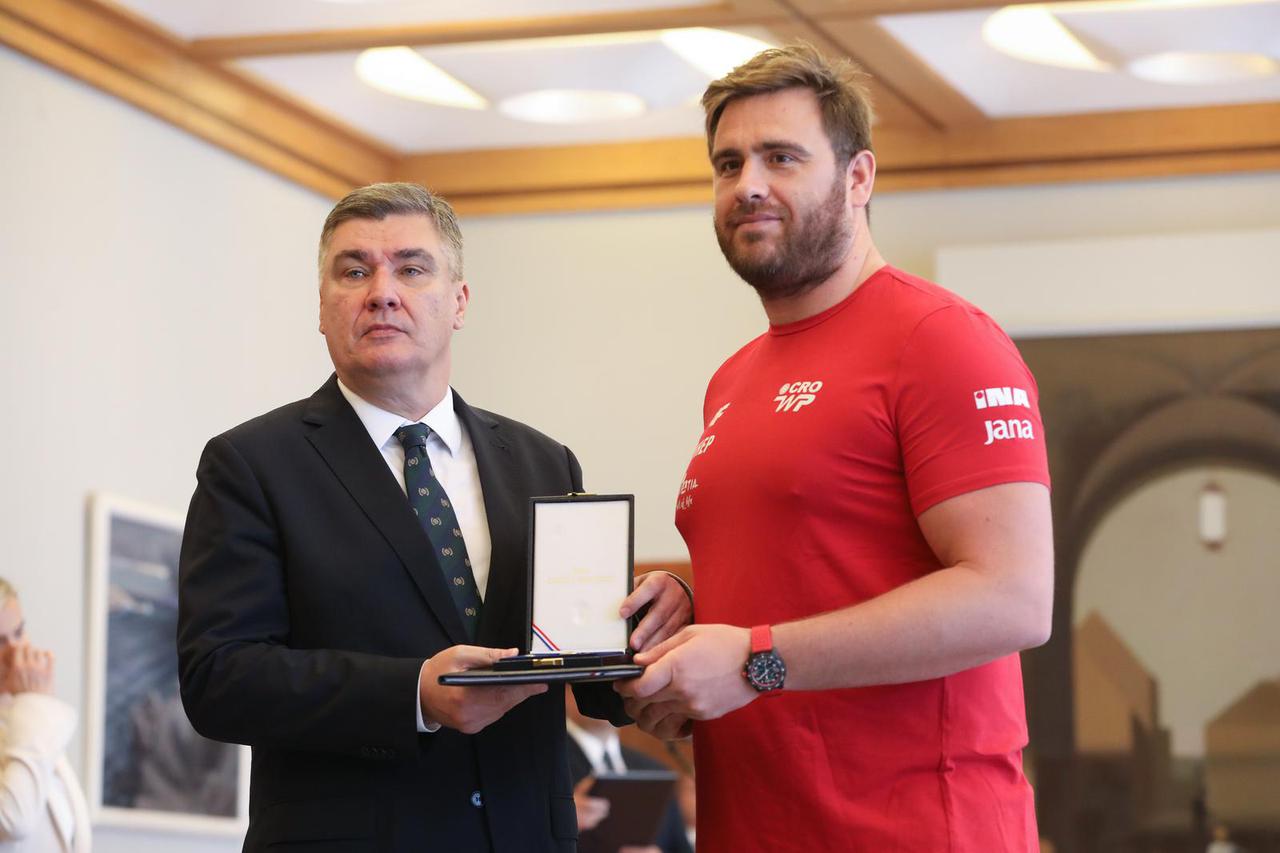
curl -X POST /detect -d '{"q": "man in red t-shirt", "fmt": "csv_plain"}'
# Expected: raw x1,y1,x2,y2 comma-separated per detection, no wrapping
615,44,1054,852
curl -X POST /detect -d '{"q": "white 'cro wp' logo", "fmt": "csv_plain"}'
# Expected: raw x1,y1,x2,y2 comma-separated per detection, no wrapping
774,380,823,413
973,386,1031,410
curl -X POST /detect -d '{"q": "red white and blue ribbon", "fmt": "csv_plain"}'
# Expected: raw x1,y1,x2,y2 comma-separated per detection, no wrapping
531,622,559,652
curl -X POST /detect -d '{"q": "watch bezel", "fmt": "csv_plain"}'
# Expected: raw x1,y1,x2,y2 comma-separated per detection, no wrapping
745,649,786,692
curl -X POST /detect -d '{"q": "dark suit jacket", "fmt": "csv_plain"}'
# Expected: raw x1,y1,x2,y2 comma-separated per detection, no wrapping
566,739,692,853
177,377,627,853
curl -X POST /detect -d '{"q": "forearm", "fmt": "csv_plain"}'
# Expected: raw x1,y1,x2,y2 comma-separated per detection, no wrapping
180,641,424,756
776,560,1051,691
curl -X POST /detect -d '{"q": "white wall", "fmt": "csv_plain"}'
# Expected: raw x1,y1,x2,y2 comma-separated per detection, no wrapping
1075,467,1280,757
3,41,1280,852
1,46,332,853
937,228,1280,337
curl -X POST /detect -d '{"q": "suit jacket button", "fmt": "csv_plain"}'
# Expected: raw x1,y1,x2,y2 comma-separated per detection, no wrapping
470,791,483,808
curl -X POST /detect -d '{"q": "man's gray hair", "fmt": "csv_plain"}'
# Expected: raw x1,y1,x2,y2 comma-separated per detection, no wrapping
318,182,465,280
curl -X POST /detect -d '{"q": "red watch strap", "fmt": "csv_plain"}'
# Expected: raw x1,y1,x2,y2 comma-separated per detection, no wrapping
750,624,772,654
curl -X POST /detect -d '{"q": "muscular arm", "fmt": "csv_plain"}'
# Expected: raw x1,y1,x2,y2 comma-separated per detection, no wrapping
776,481,1052,688
620,482,1053,728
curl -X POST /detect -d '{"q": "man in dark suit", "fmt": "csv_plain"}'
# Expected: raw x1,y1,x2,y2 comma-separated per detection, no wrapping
565,689,692,853
177,182,690,853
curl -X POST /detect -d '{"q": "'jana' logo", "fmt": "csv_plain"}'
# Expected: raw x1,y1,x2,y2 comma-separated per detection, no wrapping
774,380,823,413
984,418,1034,445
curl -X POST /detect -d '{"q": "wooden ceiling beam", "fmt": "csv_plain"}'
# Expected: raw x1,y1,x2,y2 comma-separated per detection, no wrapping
399,102,1280,214
757,15,934,130
791,0,1042,15
188,5,789,60
0,0,394,197
816,18,985,129
398,138,712,199
877,148,1280,194
877,102,1280,168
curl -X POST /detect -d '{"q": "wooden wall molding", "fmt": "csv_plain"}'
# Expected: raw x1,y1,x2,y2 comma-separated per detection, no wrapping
0,0,393,199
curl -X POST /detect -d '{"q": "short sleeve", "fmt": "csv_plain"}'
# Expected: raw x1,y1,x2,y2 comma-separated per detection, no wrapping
892,305,1050,516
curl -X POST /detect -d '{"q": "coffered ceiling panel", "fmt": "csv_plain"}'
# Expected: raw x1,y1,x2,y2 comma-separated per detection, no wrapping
879,1,1280,117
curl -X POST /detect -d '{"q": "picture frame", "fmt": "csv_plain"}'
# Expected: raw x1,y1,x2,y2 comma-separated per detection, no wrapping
83,492,249,836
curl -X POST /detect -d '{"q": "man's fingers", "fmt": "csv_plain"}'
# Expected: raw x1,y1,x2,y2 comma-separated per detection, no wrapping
499,682,547,706
573,774,596,797
626,697,688,739
636,609,691,653
631,628,692,667
653,714,694,741
629,588,682,649
445,645,520,671
615,656,673,700
618,573,660,619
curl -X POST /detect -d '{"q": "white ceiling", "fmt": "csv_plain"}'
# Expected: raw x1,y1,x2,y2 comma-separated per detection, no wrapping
881,1,1280,118
108,0,1280,151
114,0,705,39
236,29,774,152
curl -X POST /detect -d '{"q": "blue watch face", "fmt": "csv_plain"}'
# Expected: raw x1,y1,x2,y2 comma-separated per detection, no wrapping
747,651,786,692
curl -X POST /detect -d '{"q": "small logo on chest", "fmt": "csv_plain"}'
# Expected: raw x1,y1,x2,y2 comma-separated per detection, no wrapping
774,380,824,413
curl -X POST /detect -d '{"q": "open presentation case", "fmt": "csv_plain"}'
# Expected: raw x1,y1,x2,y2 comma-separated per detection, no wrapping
439,494,643,685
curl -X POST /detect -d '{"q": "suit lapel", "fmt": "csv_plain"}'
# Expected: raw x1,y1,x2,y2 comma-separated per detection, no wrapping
303,377,468,645
455,393,528,650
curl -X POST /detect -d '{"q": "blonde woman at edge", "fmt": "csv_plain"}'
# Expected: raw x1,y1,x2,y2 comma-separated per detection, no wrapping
0,579,90,853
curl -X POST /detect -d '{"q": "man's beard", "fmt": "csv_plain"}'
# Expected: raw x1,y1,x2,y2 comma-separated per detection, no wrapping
714,175,854,301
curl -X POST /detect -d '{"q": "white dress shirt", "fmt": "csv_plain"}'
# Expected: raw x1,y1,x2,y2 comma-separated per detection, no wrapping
566,720,627,775
337,381,493,598
337,381,493,733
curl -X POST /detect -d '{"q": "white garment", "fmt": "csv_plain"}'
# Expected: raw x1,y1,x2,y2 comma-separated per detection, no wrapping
566,720,627,775
337,381,493,597
0,693,91,853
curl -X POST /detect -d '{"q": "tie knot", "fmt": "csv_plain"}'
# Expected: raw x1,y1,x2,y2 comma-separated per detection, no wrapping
394,423,432,453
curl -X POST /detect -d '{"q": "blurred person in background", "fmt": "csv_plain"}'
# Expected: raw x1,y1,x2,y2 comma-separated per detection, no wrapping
0,578,90,853
566,687,691,853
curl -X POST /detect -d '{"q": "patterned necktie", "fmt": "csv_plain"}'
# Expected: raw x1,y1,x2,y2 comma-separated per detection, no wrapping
394,423,482,641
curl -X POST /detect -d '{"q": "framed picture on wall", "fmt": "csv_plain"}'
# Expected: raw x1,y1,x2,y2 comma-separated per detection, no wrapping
84,492,249,836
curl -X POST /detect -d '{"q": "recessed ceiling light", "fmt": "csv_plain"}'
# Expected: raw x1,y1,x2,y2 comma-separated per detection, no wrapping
982,6,1111,71
355,47,487,110
661,28,775,79
498,89,647,124
1127,51,1279,84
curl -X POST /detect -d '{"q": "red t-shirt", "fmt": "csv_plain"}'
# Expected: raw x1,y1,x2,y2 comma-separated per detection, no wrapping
676,266,1049,852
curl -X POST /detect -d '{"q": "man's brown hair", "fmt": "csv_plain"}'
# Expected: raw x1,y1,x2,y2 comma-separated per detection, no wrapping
701,42,875,167
318,182,465,280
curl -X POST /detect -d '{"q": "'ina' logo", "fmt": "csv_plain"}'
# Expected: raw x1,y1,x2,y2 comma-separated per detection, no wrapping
973,387,1031,410
972,385,1034,446
774,380,823,413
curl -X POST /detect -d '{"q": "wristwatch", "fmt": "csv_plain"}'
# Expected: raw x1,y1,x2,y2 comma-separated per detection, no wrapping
744,624,786,693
